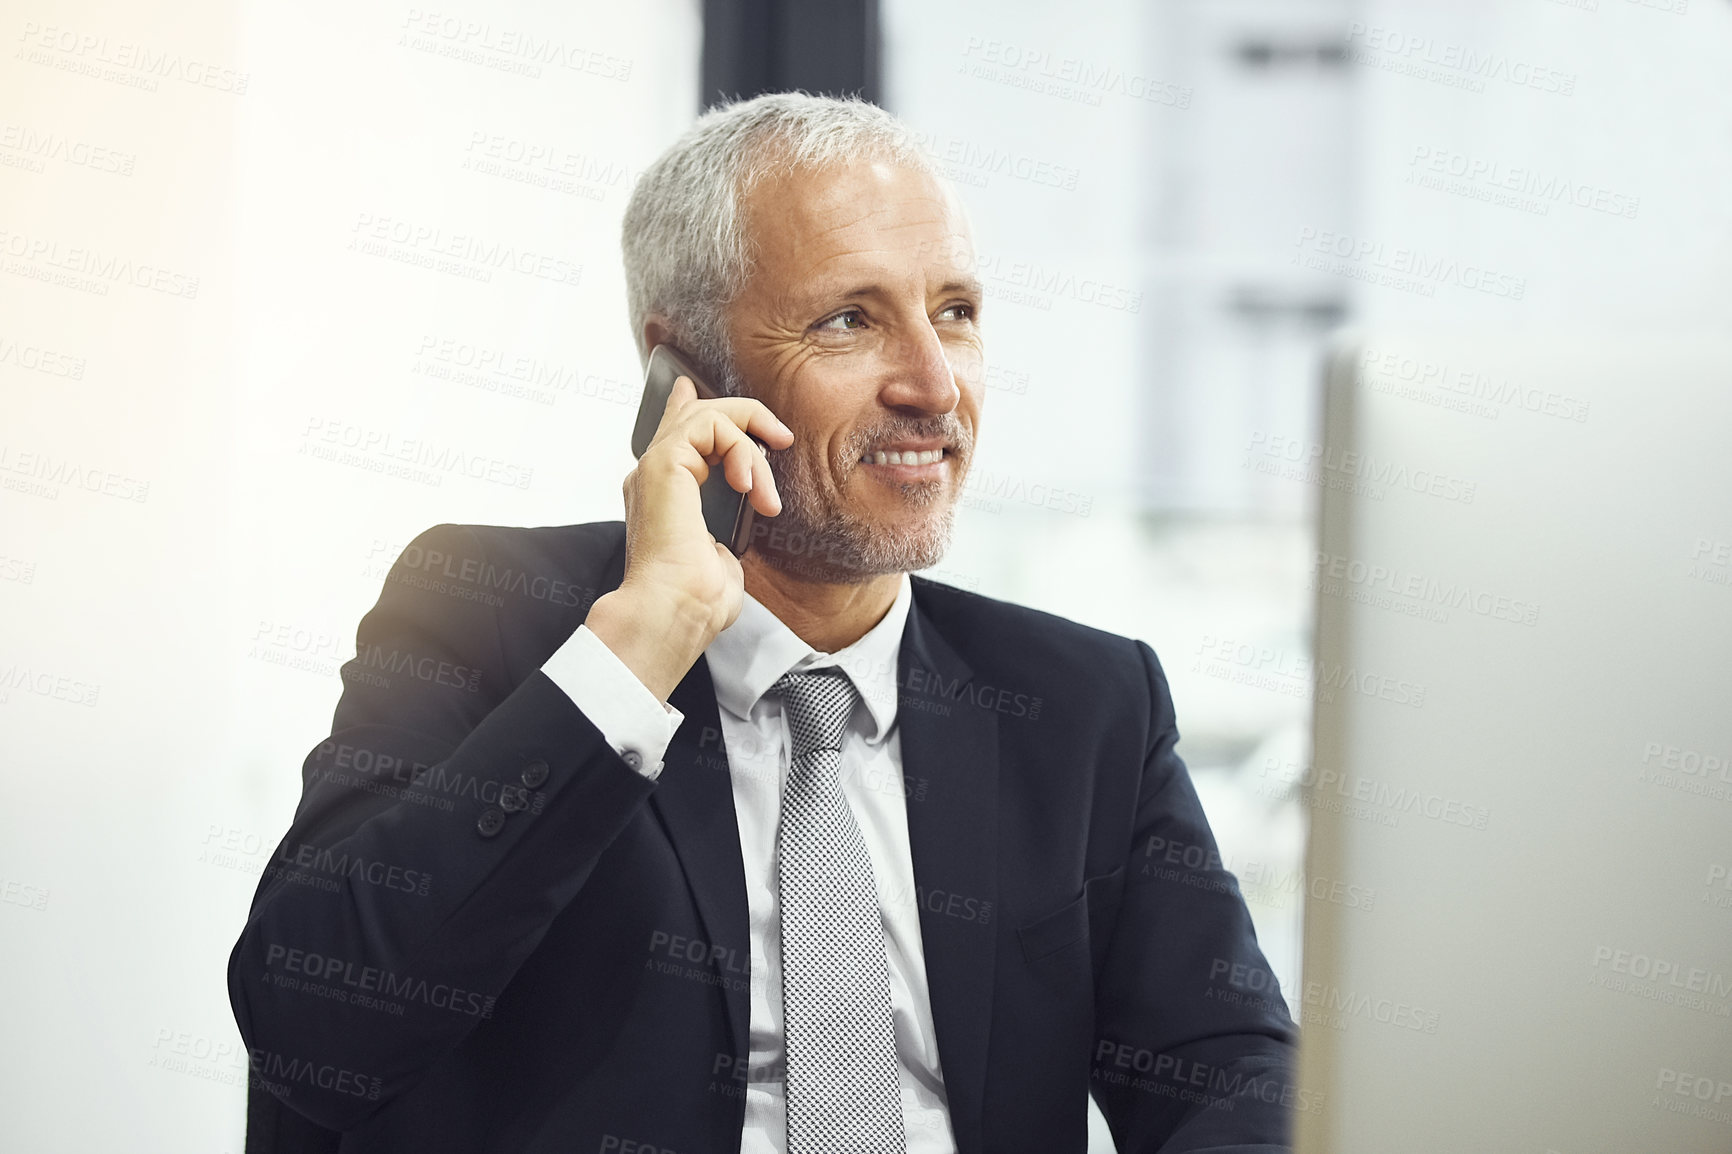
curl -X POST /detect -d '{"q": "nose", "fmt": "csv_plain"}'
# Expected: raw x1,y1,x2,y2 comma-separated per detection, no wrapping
878,317,961,416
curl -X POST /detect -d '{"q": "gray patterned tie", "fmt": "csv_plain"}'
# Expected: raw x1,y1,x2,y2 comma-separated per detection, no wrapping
772,669,906,1153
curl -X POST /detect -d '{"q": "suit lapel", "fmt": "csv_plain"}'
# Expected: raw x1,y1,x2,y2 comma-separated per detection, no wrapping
898,590,999,1154
650,658,753,1071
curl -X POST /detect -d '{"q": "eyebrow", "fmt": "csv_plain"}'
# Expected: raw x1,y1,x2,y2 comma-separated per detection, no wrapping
828,276,984,301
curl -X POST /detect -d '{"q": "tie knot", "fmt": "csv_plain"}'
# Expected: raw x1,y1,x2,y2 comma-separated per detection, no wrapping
772,669,858,762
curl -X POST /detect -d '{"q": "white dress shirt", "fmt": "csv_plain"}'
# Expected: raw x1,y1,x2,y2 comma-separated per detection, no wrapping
542,577,957,1153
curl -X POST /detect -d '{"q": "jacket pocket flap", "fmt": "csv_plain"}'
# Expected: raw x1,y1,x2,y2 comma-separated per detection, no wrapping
1017,890,1089,963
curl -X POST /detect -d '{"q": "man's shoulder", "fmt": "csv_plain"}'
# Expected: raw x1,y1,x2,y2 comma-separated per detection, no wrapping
907,576,1172,738
909,573,1154,684
398,519,623,575
386,520,625,614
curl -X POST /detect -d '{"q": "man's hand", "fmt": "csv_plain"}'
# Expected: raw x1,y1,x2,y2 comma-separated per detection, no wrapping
585,375,793,702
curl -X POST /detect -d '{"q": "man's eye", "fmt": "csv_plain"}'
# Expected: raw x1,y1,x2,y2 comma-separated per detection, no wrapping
816,309,868,332
938,303,976,322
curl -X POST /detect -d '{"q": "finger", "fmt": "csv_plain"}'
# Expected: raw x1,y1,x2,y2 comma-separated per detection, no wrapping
720,434,757,497
746,406,795,450
689,427,779,518
648,376,701,450
663,374,699,419
676,407,765,466
679,396,793,450
746,440,781,516
647,383,772,458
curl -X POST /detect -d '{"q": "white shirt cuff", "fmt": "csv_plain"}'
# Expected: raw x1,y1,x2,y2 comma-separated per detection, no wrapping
541,625,684,781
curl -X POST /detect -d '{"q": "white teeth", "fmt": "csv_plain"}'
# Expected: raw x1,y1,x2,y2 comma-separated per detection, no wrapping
865,449,945,465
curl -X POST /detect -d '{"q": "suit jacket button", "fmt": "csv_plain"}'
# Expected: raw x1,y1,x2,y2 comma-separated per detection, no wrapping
498,785,528,813
475,808,506,838
520,760,549,789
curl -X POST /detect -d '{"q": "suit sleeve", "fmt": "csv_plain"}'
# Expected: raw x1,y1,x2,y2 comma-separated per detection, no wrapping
1089,640,1300,1153
227,524,658,1131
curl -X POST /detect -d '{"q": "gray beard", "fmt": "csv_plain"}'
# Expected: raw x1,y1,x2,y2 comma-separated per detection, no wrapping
721,360,970,583
754,438,959,584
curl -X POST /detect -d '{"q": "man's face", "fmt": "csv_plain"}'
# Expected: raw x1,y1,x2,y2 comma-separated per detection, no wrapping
724,158,984,583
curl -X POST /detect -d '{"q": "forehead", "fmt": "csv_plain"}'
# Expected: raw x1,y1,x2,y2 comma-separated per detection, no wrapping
738,160,974,289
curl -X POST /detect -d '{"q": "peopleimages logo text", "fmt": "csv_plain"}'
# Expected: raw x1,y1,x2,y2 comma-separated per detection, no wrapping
1294,228,1525,300
1312,551,1540,627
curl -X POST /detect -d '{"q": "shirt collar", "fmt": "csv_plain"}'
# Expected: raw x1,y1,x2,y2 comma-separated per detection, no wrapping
705,573,912,743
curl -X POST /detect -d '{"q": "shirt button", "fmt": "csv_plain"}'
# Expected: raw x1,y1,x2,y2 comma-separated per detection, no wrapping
520,759,549,789
498,784,528,813
475,808,506,838
622,749,644,771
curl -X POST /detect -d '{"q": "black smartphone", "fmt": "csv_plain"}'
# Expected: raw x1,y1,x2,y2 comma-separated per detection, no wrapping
630,344,764,557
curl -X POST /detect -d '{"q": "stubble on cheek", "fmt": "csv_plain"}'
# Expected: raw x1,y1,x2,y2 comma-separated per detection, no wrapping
755,439,960,581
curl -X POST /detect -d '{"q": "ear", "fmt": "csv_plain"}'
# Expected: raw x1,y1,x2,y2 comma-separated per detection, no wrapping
641,315,678,359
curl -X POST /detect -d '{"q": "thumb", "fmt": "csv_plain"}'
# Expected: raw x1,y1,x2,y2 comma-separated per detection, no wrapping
666,374,699,413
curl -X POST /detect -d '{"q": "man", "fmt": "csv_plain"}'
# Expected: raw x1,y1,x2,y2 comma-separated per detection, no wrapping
229,93,1296,1154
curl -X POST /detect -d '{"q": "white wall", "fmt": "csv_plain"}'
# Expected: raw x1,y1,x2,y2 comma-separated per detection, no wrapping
1344,0,1732,336
0,2,697,1149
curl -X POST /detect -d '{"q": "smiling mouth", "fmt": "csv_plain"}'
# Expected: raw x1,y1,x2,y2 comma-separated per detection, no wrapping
861,448,947,466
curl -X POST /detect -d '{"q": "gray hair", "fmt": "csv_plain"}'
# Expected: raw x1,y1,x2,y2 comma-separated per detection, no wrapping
621,92,939,390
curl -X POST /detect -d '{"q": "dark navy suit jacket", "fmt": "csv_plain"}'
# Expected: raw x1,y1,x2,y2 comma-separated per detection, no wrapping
228,521,1296,1153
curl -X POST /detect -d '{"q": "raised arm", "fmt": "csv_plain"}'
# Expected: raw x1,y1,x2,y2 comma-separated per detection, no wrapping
227,523,659,1130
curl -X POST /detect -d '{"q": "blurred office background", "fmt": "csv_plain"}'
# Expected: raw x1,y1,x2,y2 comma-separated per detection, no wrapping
2,0,1728,1150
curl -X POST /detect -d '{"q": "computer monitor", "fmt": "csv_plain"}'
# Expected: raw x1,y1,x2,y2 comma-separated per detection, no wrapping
1295,331,1732,1153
